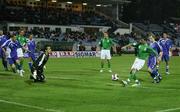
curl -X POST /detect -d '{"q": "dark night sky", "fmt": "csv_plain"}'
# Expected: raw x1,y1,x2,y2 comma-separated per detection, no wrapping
122,0,180,23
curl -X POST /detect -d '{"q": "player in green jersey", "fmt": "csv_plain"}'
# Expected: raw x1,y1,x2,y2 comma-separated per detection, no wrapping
16,30,28,72
121,38,158,87
99,32,114,73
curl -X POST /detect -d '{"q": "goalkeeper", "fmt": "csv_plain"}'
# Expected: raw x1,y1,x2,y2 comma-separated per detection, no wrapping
31,46,51,82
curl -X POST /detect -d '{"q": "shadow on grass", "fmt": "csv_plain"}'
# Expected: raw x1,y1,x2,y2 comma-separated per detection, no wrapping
24,80,46,85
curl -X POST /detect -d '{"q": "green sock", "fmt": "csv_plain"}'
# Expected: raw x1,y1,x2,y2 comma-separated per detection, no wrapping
108,61,111,69
101,62,104,69
129,72,137,81
20,60,23,68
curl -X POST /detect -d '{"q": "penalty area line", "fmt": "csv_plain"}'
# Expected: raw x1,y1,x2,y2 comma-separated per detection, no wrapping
155,107,180,112
0,99,63,112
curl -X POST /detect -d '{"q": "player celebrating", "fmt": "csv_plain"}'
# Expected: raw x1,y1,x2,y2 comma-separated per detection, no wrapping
158,32,172,75
1,34,24,76
0,30,8,71
99,32,114,73
31,46,51,82
16,30,27,72
27,34,36,71
121,38,158,87
148,35,163,83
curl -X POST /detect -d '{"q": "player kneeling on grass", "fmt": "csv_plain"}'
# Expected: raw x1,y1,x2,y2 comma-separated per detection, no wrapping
121,38,158,87
30,46,51,82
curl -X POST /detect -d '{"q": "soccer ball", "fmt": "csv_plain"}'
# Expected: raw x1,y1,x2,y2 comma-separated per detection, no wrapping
112,73,119,81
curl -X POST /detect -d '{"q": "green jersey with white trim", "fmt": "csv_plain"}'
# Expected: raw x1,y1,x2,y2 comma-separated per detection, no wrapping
99,38,113,50
16,35,27,46
132,43,157,60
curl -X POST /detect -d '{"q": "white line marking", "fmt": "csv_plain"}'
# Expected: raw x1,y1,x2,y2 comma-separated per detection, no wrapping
0,99,63,112
106,83,180,91
47,76,78,80
141,86,180,91
155,107,180,112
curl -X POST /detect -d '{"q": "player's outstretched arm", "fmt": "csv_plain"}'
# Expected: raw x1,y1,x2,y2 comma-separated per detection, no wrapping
121,43,133,50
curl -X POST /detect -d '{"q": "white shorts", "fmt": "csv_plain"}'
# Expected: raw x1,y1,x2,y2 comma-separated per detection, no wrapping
100,49,111,59
131,58,145,71
17,48,24,58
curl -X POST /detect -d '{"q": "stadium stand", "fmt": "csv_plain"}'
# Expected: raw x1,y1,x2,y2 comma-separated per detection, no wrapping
0,7,113,26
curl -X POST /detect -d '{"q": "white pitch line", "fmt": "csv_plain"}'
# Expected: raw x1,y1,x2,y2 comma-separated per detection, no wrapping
106,83,180,91
141,86,180,91
155,107,180,112
47,76,78,80
0,99,63,112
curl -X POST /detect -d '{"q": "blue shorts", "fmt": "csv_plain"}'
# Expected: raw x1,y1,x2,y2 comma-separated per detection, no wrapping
8,56,18,65
162,54,170,62
28,53,36,61
147,56,157,70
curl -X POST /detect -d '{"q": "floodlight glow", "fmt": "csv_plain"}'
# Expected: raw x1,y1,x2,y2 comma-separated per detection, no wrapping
96,4,101,7
83,3,87,6
52,0,56,2
67,1,72,4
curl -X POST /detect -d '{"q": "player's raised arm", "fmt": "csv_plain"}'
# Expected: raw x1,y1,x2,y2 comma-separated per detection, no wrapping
121,42,137,50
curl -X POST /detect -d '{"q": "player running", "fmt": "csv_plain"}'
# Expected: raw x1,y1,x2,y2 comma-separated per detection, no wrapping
27,34,36,71
16,30,28,72
0,30,8,71
1,34,24,76
30,46,51,82
99,32,114,73
121,38,158,87
158,32,172,75
148,35,163,83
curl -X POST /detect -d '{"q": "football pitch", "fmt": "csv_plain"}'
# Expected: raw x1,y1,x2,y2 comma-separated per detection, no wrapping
0,55,180,112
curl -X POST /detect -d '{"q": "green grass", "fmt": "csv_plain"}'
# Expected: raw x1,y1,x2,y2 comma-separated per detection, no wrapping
0,55,180,112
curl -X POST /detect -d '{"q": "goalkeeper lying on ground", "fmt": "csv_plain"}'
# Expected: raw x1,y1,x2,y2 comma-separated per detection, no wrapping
30,46,52,82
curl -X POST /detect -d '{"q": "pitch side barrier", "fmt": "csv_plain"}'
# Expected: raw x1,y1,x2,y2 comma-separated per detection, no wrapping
49,51,101,58
23,51,100,58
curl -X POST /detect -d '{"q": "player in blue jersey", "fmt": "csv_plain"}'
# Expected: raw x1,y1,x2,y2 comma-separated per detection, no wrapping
0,31,8,71
27,34,36,71
1,34,24,76
148,35,163,83
158,32,173,75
